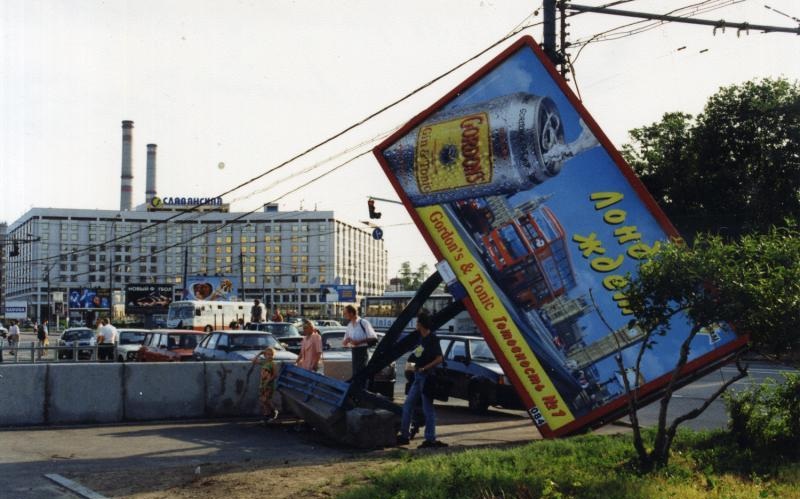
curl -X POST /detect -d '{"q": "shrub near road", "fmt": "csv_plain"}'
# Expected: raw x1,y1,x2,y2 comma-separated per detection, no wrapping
340,431,800,499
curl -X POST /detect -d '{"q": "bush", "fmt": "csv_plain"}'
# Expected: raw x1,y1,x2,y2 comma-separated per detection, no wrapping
725,373,800,456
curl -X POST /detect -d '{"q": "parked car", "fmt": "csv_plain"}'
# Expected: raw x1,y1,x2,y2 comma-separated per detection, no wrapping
405,334,523,413
57,327,97,360
320,329,396,398
245,322,303,353
116,328,150,362
137,330,205,362
194,331,298,362
314,319,341,327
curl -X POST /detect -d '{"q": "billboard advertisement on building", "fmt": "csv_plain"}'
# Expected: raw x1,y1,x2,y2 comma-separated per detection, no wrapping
68,288,111,310
374,36,747,438
183,276,238,301
320,284,357,303
3,301,28,319
125,284,174,313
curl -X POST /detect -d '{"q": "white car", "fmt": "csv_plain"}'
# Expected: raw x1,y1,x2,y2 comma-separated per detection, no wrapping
116,328,150,362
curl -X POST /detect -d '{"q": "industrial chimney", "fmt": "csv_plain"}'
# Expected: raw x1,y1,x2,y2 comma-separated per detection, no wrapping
146,144,157,205
120,120,134,211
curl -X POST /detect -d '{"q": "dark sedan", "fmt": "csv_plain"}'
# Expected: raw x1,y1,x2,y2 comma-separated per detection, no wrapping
245,322,303,353
405,334,523,413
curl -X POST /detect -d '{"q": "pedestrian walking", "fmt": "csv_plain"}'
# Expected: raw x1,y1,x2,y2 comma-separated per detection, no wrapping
296,319,322,372
397,310,447,448
251,299,265,323
37,320,49,360
97,318,118,361
8,320,20,356
342,304,378,377
251,347,279,424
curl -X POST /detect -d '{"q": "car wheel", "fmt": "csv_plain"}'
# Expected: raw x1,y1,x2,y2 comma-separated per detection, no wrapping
204,325,213,332
468,386,490,414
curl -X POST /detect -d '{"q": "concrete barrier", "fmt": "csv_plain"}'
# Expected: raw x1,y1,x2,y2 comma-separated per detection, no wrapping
204,361,261,417
0,361,292,427
0,364,47,425
48,363,124,424
124,363,205,420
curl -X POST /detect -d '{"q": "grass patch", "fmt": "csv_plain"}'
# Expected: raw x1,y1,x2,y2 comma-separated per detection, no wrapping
338,430,800,499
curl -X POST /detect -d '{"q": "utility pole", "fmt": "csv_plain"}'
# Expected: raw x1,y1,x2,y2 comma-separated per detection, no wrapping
182,245,189,300
239,250,245,301
558,0,569,78
542,0,559,65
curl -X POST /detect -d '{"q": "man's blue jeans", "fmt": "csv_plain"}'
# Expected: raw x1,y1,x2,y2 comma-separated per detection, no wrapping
400,371,436,442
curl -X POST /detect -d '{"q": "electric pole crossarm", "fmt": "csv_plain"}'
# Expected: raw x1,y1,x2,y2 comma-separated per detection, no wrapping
567,3,800,35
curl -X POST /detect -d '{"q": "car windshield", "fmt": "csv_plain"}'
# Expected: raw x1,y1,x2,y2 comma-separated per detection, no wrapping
168,304,194,320
167,334,199,349
322,332,345,351
62,329,93,341
119,331,146,345
229,334,278,350
261,323,301,339
470,340,496,362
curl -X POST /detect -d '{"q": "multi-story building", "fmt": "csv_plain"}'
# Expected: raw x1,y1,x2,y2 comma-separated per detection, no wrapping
0,222,6,320
5,206,387,321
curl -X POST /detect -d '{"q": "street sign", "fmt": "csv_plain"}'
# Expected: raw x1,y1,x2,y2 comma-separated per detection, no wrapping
372,227,383,240
374,35,746,438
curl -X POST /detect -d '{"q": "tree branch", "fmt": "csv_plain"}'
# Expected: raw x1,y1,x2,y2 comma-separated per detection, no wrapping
664,357,749,449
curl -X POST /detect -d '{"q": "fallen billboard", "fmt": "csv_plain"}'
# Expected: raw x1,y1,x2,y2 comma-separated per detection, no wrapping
374,36,747,437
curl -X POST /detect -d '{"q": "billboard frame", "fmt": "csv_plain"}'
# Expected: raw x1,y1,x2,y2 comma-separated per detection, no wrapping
373,35,748,437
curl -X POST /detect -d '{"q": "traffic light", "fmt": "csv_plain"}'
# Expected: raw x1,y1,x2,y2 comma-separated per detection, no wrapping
367,199,382,219
9,239,19,257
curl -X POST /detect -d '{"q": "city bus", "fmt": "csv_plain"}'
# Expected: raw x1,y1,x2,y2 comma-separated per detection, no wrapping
361,291,478,335
166,300,253,331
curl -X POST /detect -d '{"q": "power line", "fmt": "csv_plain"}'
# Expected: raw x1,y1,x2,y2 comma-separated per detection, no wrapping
9,14,545,270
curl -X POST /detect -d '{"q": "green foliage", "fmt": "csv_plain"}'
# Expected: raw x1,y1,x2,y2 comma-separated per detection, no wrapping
338,431,800,499
397,261,432,290
724,373,800,457
622,78,800,238
624,226,800,357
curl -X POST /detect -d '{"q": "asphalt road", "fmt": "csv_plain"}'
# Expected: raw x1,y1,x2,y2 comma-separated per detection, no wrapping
0,360,795,498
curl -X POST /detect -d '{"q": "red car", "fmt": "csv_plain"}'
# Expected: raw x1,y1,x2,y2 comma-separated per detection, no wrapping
137,329,205,362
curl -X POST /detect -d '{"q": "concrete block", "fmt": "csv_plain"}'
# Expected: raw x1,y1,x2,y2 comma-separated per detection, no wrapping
124,362,205,420
0,365,47,426
345,408,398,448
204,362,261,417
48,363,123,424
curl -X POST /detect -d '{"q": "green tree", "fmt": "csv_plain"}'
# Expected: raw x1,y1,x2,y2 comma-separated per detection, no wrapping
609,225,800,470
623,78,800,238
397,261,432,290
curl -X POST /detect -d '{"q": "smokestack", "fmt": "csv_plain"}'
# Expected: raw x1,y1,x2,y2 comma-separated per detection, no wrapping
146,144,157,205
120,120,134,211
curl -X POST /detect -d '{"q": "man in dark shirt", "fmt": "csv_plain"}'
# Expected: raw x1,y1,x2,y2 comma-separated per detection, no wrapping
397,309,447,448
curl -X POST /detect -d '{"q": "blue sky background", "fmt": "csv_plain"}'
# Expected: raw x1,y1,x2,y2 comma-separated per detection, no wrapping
438,45,738,392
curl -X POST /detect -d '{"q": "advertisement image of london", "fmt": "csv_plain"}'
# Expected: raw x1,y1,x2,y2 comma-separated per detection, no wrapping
375,36,745,437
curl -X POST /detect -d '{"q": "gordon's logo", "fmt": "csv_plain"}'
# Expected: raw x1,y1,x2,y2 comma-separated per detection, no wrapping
415,112,493,194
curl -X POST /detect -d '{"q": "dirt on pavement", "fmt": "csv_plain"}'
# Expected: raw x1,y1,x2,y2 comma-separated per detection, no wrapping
69,457,395,499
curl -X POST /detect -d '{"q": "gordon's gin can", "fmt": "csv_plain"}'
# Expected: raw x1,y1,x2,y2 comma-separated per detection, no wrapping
383,92,581,206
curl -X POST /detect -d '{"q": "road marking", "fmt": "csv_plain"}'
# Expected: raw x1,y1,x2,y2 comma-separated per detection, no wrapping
44,474,107,499
721,367,797,375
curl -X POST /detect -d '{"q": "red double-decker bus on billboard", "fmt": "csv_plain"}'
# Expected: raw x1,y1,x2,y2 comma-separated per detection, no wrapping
481,205,576,311
374,35,747,438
